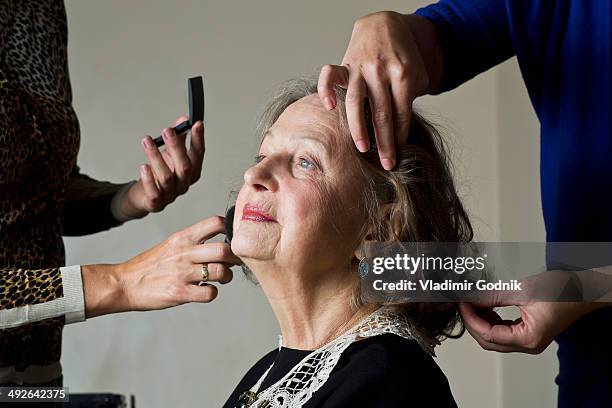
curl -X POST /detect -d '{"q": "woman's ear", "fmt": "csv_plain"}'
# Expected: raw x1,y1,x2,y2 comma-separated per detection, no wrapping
353,203,401,260
353,219,376,260
354,233,372,260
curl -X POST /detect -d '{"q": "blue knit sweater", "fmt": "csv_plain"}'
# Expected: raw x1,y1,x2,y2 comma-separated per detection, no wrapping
416,1,612,406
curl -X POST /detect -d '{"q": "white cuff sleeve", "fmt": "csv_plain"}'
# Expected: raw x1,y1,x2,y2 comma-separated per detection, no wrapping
61,265,86,324
0,265,86,329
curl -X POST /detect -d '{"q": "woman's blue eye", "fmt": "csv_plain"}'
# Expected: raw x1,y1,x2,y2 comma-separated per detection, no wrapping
255,154,317,169
298,157,315,169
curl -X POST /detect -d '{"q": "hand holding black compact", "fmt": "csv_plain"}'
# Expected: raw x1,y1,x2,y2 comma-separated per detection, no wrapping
153,76,205,147
116,76,206,219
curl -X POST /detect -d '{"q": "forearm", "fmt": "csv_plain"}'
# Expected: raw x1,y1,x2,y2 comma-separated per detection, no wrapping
0,263,132,328
63,189,125,236
581,265,612,305
405,14,444,95
531,265,612,303
414,0,515,93
63,165,140,236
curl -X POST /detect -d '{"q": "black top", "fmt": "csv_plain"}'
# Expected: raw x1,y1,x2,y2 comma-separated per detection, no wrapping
224,333,457,407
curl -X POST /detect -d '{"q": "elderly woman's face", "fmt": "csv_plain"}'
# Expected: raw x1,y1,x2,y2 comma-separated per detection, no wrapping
232,95,365,275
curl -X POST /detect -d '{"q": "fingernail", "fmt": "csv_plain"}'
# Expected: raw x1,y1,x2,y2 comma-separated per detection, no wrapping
143,137,154,149
324,97,333,110
139,165,147,177
381,158,395,170
356,140,369,153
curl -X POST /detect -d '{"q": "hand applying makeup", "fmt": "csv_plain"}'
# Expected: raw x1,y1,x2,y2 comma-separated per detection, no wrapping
117,115,205,219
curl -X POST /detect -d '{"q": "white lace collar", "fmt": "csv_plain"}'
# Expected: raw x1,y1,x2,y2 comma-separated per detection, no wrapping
241,306,433,408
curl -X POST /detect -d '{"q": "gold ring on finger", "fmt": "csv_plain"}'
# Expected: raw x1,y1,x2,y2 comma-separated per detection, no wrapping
201,263,209,283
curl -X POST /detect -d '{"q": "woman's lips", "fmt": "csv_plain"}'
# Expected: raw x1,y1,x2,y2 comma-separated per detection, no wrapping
241,204,276,222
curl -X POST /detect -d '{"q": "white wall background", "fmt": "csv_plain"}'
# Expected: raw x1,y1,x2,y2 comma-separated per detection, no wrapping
61,1,557,407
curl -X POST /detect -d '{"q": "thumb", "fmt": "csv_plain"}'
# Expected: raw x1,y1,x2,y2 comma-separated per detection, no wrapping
459,302,529,350
173,114,190,127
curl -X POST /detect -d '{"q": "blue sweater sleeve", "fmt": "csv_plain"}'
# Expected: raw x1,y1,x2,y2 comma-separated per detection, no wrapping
415,0,515,93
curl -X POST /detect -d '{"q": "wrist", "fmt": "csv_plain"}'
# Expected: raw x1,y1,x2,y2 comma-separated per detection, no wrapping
81,263,129,318
111,180,148,221
406,13,443,95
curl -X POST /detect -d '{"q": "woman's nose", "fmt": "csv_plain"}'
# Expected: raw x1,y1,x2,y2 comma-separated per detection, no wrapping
243,161,278,192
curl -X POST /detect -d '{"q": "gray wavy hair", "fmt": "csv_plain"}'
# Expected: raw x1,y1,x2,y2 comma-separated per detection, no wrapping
240,75,473,346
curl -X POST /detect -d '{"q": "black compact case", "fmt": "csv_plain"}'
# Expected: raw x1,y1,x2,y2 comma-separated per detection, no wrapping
224,205,235,244
153,76,204,147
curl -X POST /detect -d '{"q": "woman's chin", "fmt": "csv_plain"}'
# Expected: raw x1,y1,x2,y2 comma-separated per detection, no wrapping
230,234,274,260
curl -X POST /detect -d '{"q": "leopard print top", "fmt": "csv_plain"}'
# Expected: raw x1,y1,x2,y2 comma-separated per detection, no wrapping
1,0,126,384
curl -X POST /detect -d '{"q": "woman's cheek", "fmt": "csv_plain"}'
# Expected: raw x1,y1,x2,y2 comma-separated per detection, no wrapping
301,187,338,238
292,183,327,220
